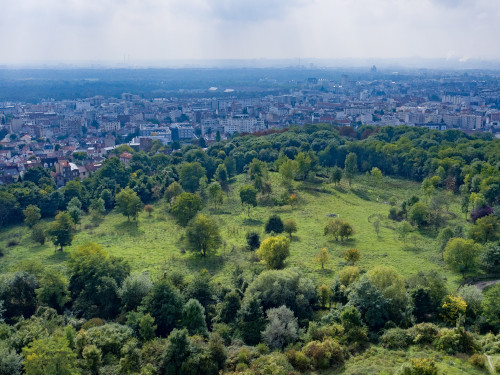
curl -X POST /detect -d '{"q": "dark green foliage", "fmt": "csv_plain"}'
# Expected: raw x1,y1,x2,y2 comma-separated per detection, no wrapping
217,291,241,324
179,162,206,193
265,214,284,234
47,211,74,250
170,192,203,226
0,272,38,321
380,328,412,349
35,270,70,313
239,185,258,216
481,242,500,273
182,299,208,336
185,214,221,257
238,294,266,345
142,280,183,337
347,276,389,329
411,288,434,322
0,343,22,375
246,231,261,251
119,273,152,312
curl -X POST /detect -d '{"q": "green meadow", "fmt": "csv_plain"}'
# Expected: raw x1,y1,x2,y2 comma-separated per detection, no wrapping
0,172,466,289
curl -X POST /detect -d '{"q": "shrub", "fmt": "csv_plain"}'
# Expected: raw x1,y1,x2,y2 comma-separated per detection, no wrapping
408,323,439,345
468,353,486,368
302,337,345,370
396,358,438,375
381,328,412,349
265,215,284,234
287,349,310,372
434,327,477,354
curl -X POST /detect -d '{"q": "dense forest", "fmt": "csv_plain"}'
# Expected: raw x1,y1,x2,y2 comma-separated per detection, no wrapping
1,124,500,374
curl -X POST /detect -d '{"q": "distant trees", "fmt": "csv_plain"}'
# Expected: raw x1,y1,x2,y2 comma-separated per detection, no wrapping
170,193,203,226
185,214,222,257
115,188,143,222
257,235,290,269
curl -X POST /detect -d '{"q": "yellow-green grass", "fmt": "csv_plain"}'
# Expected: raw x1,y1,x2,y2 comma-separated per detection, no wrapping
328,346,488,374
0,173,466,287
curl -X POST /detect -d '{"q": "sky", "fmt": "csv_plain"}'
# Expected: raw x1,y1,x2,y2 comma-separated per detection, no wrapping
1,0,499,66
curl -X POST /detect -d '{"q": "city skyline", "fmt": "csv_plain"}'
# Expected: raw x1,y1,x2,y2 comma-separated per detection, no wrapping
1,0,500,66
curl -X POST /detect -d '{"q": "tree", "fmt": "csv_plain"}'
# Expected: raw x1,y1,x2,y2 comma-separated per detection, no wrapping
279,158,297,188
47,211,74,251
482,283,500,331
338,266,361,286
185,214,222,257
1,271,38,320
347,276,389,329
344,152,358,187
398,220,413,242
164,181,183,205
208,182,223,210
443,238,482,279
239,185,258,217
468,215,500,243
23,205,41,228
170,192,203,226
441,295,467,326
162,328,191,375
67,205,82,229
142,280,183,337
331,166,343,186
370,167,382,186
283,219,297,239
35,269,70,313
119,273,152,312
144,204,154,217
246,231,261,251
215,164,229,192
340,221,354,241
182,299,208,337
265,214,284,234
316,248,330,270
344,248,360,264
295,152,312,180
179,162,206,193
238,294,266,345
324,219,354,242
22,336,78,375
68,243,130,319
409,202,428,227
257,235,290,269
115,187,143,222
89,197,105,217
262,305,298,349
31,224,46,245
0,344,22,375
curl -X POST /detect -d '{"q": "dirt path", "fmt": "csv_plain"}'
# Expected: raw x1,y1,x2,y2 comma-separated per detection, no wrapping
472,279,500,291
486,355,494,373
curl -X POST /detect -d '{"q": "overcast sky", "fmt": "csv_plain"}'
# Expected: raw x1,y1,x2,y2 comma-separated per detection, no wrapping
1,0,499,66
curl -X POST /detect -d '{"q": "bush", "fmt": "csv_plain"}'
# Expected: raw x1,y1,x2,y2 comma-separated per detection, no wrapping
265,215,284,234
380,328,412,349
494,360,500,374
287,349,310,372
396,358,438,375
302,337,345,370
7,239,18,247
408,323,439,345
434,327,477,354
468,353,486,368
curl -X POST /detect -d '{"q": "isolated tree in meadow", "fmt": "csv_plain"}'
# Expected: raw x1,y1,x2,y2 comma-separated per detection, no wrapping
185,214,222,257
331,166,343,186
370,167,382,186
170,192,202,226
144,204,154,217
316,248,330,270
283,219,298,239
257,235,290,270
179,162,206,193
47,211,74,251
246,231,261,251
208,182,224,210
116,187,143,222
344,248,360,264
443,238,482,279
344,152,358,187
265,214,284,234
398,220,413,243
23,204,41,228
239,185,258,217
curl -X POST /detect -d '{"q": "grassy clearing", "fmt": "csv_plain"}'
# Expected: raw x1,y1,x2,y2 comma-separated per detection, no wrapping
330,346,487,374
0,173,466,287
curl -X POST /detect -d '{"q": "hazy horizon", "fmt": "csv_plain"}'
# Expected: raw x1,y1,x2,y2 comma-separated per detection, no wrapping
1,0,499,67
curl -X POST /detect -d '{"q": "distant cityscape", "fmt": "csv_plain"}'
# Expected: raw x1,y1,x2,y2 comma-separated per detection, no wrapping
1,67,500,185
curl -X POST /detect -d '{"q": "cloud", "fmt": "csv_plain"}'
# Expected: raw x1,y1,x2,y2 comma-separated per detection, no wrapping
0,0,499,65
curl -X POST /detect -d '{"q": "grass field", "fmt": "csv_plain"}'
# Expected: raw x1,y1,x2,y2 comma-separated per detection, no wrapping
0,173,467,288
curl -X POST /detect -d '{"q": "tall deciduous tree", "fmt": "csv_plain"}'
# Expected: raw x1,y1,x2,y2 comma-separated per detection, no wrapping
23,205,41,228
47,211,74,251
179,162,206,193
257,235,290,269
344,153,358,187
208,182,224,210
170,192,202,226
115,187,143,222
239,185,258,217
444,238,482,279
185,214,222,257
